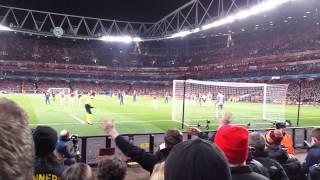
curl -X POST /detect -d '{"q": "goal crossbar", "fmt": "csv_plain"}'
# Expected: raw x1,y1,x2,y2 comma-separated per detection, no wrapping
176,79,274,87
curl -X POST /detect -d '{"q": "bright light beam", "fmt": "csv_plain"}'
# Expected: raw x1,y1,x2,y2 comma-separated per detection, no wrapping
0,24,11,31
169,28,201,38
99,35,133,43
133,37,142,42
202,0,291,30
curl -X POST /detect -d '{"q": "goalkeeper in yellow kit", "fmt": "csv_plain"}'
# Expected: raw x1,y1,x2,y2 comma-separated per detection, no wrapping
84,92,95,125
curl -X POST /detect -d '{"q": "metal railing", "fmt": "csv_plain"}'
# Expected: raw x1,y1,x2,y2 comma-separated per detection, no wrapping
79,126,314,164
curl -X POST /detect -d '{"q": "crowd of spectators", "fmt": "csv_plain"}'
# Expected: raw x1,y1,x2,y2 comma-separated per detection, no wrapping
3,97,320,180
0,20,319,69
0,79,172,97
1,78,319,104
287,80,320,103
1,20,320,82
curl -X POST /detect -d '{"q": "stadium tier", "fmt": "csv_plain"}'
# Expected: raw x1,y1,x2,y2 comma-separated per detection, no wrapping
0,16,320,82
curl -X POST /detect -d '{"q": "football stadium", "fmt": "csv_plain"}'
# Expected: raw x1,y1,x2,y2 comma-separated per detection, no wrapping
0,0,320,179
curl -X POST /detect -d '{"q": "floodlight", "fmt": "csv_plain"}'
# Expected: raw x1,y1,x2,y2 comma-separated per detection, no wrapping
0,24,11,31
202,15,235,30
192,28,200,33
169,27,201,39
201,0,290,31
100,35,133,43
170,30,192,38
133,37,142,42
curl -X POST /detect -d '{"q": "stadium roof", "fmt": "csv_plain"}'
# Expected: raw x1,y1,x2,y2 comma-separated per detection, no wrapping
0,0,190,22
0,0,318,41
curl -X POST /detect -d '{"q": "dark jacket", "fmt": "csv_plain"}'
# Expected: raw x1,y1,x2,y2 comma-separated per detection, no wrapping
247,153,270,178
266,144,289,164
266,144,306,180
115,135,171,172
252,151,289,180
33,158,66,180
231,165,269,180
282,158,306,180
303,144,320,173
309,163,320,180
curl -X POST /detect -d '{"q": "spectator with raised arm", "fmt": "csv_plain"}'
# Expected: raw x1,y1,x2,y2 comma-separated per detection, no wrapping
188,112,233,140
101,120,183,173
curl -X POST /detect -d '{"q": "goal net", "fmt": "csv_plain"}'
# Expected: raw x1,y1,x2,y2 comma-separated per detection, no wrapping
172,80,289,127
48,88,71,95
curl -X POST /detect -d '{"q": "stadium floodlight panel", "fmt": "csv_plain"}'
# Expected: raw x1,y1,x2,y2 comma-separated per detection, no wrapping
0,24,11,31
170,30,193,38
201,0,290,31
100,35,133,43
169,28,201,38
132,37,142,42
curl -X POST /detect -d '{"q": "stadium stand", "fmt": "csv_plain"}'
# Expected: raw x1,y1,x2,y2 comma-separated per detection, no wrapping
0,19,320,83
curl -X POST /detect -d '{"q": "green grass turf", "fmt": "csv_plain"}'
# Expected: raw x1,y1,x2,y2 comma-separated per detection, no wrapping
0,94,319,136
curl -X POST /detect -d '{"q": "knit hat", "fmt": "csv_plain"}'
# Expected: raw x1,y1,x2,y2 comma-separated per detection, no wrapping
265,130,283,145
165,138,231,180
215,125,249,164
164,129,183,148
33,126,58,158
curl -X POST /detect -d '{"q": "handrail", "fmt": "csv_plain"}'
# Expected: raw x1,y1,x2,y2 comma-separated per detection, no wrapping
79,126,314,164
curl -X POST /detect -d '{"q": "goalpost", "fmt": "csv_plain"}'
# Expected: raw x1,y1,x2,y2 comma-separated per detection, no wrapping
48,88,71,95
172,80,289,127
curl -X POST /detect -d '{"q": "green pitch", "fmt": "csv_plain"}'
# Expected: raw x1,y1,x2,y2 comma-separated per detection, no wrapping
0,94,319,136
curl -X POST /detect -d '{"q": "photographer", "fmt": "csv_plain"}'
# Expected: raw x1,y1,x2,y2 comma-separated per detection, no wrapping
275,121,295,156
56,130,81,165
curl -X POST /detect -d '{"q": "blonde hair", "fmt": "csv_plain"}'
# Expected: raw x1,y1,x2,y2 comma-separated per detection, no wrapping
150,162,165,180
219,112,233,125
0,98,34,180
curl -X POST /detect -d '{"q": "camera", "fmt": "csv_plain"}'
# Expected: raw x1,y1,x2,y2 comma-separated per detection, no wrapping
274,120,292,129
69,134,81,162
70,134,79,144
58,132,81,165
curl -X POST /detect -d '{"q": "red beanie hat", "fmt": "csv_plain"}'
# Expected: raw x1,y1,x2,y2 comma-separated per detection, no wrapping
215,125,249,164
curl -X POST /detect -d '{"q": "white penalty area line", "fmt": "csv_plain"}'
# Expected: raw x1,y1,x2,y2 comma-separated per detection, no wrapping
70,114,85,124
172,119,190,127
29,119,176,126
29,121,272,126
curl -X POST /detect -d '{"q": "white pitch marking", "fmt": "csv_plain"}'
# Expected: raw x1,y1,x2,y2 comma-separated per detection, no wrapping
70,114,85,124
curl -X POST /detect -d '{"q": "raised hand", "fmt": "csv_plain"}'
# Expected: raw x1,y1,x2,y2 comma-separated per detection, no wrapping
101,119,119,138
